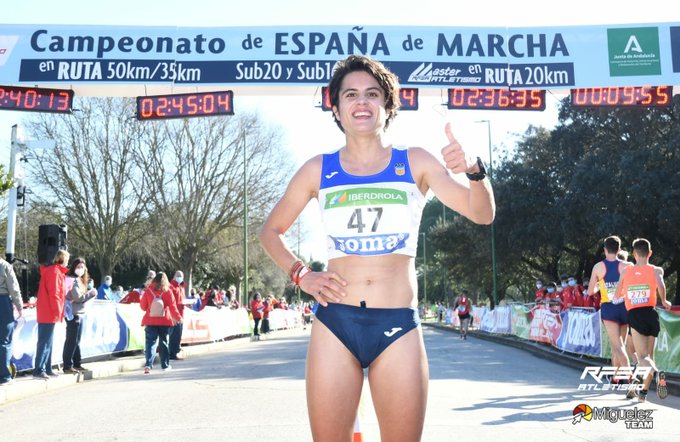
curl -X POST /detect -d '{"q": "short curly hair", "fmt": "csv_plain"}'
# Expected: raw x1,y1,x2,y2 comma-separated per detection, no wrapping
327,55,401,132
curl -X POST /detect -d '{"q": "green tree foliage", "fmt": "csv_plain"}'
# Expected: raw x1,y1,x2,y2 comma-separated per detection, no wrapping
17,99,296,298
138,112,292,296
429,95,680,305
0,164,14,196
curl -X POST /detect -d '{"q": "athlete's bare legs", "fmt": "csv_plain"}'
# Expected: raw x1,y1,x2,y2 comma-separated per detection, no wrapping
368,327,428,442
630,331,658,392
306,320,364,442
603,321,630,369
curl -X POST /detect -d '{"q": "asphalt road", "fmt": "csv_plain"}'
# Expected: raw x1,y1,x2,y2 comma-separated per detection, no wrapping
1,325,678,441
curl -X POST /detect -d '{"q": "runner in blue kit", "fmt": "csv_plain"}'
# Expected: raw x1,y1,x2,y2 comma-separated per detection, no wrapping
260,55,495,441
588,235,633,385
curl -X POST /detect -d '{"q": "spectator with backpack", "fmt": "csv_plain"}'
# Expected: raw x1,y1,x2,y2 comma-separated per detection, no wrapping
140,272,182,374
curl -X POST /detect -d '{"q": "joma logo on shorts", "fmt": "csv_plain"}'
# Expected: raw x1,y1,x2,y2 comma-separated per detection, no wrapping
331,233,408,255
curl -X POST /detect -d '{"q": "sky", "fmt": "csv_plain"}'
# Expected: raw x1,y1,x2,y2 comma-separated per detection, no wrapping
1,0,679,260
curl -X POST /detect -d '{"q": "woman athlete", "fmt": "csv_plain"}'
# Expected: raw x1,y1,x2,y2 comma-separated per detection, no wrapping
259,55,495,441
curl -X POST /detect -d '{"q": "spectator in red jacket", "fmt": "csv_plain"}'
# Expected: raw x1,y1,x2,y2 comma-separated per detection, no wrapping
140,272,181,373
581,278,601,310
454,290,472,339
120,271,156,304
569,276,583,307
202,285,223,309
262,294,277,334
119,286,143,304
250,292,264,340
545,282,563,313
33,249,70,380
169,270,186,361
544,282,557,301
302,302,312,329
561,275,581,309
534,279,546,303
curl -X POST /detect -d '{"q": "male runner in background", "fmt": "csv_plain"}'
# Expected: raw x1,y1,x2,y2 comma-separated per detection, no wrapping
454,290,472,339
615,238,671,402
588,236,633,380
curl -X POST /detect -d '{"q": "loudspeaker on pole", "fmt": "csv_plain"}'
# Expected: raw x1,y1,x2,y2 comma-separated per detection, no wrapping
37,224,68,265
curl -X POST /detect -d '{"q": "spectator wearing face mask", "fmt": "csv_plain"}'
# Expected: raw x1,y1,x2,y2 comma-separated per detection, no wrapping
569,276,583,307
169,270,186,360
97,275,113,300
534,279,546,302
110,286,125,303
62,258,97,374
545,282,558,301
561,275,581,309
581,278,601,310
557,275,568,296
188,287,202,311
542,282,559,312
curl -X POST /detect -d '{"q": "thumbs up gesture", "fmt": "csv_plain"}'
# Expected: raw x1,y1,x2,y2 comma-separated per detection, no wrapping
441,122,477,174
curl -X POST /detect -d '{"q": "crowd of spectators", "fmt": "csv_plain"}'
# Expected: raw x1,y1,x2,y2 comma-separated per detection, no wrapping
247,291,314,339
420,275,600,321
118,273,241,313
0,245,320,385
533,274,600,313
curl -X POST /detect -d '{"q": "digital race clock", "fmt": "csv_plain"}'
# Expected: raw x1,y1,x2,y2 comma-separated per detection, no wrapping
0,85,74,113
321,86,419,111
570,86,672,108
136,90,234,120
447,88,546,111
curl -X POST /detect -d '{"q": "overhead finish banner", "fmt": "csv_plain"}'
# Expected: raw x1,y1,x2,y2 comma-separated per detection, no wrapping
0,23,679,90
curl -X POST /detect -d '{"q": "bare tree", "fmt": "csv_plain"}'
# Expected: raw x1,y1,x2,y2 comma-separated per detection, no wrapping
138,112,291,294
26,97,149,278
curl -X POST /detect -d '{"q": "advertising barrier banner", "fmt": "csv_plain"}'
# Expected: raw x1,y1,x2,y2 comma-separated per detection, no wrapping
528,305,562,345
655,309,680,373
555,309,602,357
10,302,290,372
480,306,512,334
494,306,512,334
471,306,486,329
480,308,495,333
511,304,531,340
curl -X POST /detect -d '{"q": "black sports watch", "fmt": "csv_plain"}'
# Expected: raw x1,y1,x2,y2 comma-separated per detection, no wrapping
465,157,487,181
